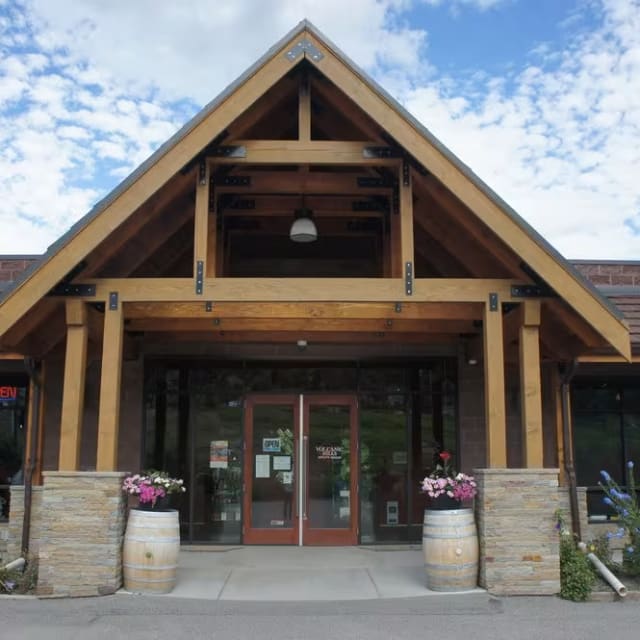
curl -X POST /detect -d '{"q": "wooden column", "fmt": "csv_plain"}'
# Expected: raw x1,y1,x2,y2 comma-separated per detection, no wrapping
519,300,543,467
399,161,414,283
299,74,311,141
206,182,217,277
194,160,210,280
96,298,124,471
483,295,507,467
58,300,88,471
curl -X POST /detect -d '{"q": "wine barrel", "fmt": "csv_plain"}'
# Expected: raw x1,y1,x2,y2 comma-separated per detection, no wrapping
123,509,180,594
422,508,478,591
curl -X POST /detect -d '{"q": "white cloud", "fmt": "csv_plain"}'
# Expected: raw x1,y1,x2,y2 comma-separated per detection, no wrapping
0,0,638,262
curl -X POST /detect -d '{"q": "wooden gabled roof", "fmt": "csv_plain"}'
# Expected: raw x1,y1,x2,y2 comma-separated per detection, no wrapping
0,20,631,359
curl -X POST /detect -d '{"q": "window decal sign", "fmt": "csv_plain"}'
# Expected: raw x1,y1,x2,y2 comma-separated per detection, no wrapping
315,444,342,461
262,437,281,453
0,386,18,402
209,440,229,469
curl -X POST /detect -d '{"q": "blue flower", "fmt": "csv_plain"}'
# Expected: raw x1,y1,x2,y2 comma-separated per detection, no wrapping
619,492,632,501
628,461,635,469
606,532,613,539
627,546,635,554
603,496,614,506
600,470,611,482
622,509,629,517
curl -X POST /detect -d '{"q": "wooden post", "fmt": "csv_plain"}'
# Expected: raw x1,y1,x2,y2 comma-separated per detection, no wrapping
299,74,311,141
206,182,217,278
96,299,124,471
194,160,210,280
519,300,543,467
483,296,507,467
58,300,88,471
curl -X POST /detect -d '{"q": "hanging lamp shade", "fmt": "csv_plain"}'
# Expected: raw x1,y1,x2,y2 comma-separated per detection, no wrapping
289,207,318,243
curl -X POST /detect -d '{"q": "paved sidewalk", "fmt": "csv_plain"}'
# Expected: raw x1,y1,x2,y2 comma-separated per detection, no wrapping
121,546,485,601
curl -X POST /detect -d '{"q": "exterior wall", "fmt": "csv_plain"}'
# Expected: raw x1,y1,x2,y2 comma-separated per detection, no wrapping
0,256,39,283
41,352,143,473
458,355,559,473
37,471,127,597
0,523,7,563
6,485,44,561
475,468,560,595
573,261,640,287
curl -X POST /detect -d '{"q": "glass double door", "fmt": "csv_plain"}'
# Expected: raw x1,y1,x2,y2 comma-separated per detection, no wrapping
243,394,358,545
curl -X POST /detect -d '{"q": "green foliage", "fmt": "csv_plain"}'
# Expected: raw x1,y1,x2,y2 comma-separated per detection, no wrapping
0,557,38,594
585,534,614,571
556,510,595,602
598,461,640,577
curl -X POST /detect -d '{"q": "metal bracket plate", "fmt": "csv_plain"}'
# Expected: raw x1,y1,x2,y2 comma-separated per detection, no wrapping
198,160,207,185
405,262,413,296
196,261,204,295
489,292,498,312
402,160,410,186
108,292,118,311
395,302,402,313
207,146,246,158
511,284,549,298
356,177,394,188
284,38,324,62
362,146,402,159
49,283,96,297
213,175,251,187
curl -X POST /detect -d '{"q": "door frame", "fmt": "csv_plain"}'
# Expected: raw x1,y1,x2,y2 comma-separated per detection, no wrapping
242,393,359,545
242,394,299,545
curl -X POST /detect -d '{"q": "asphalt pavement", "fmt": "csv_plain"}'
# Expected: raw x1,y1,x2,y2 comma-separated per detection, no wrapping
1,593,638,640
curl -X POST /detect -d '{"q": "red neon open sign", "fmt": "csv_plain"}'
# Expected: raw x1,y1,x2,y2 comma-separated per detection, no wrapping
0,386,18,400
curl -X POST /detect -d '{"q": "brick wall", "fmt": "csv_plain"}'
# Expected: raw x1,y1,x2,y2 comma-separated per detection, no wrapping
573,262,640,287
0,257,39,284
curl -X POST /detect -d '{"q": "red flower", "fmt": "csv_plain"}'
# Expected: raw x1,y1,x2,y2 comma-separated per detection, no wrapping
439,452,451,461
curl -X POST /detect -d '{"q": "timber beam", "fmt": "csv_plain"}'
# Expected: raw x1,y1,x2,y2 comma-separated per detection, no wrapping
125,317,476,334
67,278,538,304
124,301,484,320
210,141,401,166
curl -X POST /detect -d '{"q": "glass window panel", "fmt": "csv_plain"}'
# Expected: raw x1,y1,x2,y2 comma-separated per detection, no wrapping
572,386,620,413
189,369,243,543
574,413,622,487
624,414,640,468
623,388,640,413
0,382,27,521
359,397,408,543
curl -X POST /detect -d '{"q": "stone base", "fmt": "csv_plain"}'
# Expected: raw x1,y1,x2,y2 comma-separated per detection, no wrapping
474,468,560,596
6,485,44,561
36,471,127,597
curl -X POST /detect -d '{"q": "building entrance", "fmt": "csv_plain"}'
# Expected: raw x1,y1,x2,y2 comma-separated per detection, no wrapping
243,394,358,545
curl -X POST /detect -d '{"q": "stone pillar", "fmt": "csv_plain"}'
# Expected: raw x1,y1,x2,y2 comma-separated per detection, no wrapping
37,471,127,597
7,485,44,560
474,468,560,595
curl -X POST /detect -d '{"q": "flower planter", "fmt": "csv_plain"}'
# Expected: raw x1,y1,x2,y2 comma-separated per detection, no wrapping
122,508,180,594
422,507,478,591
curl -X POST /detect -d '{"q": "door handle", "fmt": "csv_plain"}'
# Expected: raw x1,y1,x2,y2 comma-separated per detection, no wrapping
303,435,309,520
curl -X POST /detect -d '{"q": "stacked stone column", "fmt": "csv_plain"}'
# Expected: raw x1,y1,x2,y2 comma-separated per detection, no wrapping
474,468,560,595
36,471,128,597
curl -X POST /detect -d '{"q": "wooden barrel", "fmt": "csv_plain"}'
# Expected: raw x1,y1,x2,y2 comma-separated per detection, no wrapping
422,508,478,591
123,509,180,594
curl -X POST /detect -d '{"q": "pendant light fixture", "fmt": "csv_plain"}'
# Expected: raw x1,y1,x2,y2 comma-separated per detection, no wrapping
289,196,318,243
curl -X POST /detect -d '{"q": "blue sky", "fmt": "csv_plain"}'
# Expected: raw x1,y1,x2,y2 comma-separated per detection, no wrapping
0,0,639,258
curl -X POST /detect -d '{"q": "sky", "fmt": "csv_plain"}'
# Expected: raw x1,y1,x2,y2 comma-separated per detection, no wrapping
0,0,639,259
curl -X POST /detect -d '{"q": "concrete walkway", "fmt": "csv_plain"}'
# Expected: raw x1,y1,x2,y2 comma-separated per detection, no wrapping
121,546,485,601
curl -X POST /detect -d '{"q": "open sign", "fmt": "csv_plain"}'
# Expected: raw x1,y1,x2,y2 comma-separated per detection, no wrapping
0,386,18,401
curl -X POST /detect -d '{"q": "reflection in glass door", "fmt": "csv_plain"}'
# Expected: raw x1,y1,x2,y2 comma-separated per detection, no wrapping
243,394,358,545
303,396,358,545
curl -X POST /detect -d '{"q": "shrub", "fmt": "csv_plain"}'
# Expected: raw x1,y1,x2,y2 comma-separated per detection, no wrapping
599,461,640,576
556,510,595,602
0,557,38,594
